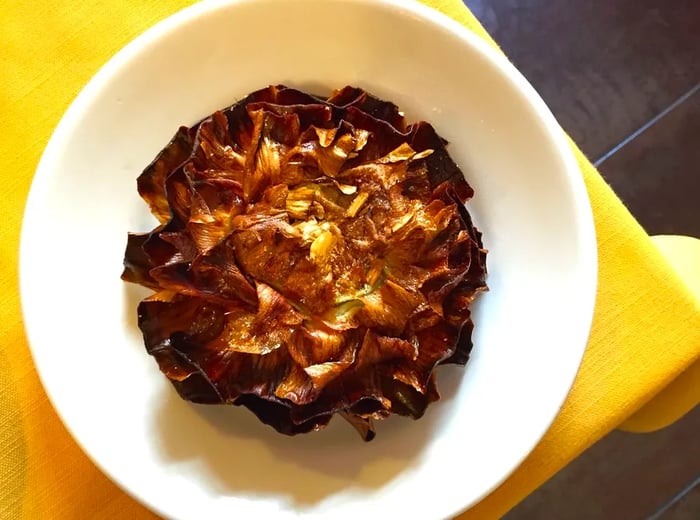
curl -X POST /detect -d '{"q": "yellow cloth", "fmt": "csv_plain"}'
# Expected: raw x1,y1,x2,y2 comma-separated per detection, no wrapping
618,235,700,433
1,1,698,519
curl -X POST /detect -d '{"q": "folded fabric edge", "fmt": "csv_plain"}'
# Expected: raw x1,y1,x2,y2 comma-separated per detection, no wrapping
619,235,700,432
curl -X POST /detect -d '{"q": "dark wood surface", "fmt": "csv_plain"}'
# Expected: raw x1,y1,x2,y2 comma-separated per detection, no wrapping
504,408,700,520
466,0,700,160
598,85,700,237
651,477,700,520
462,0,700,518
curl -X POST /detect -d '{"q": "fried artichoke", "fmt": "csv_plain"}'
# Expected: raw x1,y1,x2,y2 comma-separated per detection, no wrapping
122,85,487,441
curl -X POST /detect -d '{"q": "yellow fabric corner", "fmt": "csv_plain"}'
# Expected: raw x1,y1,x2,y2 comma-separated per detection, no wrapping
620,360,700,433
618,235,700,433
1,1,699,519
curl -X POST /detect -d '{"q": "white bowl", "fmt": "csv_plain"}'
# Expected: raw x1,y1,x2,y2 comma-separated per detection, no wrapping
20,1,596,519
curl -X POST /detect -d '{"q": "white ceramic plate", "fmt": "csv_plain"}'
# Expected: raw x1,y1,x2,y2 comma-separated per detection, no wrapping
20,1,597,519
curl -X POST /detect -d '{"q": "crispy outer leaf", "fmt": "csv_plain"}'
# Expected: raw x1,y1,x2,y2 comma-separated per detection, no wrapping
137,126,195,224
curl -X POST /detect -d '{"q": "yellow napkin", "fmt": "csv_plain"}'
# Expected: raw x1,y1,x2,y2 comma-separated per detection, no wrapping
1,1,698,519
618,235,700,433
